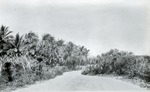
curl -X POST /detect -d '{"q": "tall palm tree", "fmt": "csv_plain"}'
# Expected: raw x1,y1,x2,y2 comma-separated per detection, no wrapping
0,25,13,43
0,25,14,55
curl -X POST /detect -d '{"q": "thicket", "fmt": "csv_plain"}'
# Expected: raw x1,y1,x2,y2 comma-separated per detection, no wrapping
82,49,150,82
0,25,89,91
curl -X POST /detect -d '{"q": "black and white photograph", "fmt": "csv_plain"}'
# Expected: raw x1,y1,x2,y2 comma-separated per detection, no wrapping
0,0,150,92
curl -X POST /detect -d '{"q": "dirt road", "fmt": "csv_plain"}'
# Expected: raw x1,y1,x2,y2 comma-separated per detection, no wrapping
13,71,148,92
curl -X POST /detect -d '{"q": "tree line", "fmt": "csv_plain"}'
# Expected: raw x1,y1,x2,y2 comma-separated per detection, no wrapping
0,25,89,68
0,25,89,89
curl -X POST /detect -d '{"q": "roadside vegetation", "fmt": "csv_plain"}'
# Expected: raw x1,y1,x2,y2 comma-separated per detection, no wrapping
0,25,89,91
82,49,150,88
0,25,150,91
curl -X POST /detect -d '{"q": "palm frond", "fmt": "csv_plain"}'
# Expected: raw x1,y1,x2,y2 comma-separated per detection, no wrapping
5,31,13,37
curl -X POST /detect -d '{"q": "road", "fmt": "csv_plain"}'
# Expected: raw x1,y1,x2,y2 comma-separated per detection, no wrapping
13,71,148,92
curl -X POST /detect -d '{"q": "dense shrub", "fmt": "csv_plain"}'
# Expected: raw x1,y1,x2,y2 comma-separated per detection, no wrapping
0,55,71,91
82,49,150,82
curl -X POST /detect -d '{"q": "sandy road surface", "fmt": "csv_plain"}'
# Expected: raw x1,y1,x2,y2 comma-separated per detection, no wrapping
13,71,148,92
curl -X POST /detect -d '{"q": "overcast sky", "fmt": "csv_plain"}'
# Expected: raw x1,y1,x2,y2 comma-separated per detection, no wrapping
0,0,150,56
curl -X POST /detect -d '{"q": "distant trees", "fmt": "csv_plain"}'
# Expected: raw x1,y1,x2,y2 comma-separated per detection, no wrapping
0,25,90,69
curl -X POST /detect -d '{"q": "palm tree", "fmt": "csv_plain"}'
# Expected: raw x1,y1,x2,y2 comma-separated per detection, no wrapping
63,42,75,68
0,25,14,56
24,31,39,44
0,25,13,43
42,34,54,43
23,31,39,56
56,39,64,47
41,34,58,66
9,33,23,56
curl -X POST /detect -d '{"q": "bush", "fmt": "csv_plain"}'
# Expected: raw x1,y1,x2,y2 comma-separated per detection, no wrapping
0,56,69,91
82,49,150,82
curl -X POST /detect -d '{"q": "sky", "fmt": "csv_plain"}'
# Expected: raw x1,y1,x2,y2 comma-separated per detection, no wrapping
0,0,150,56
